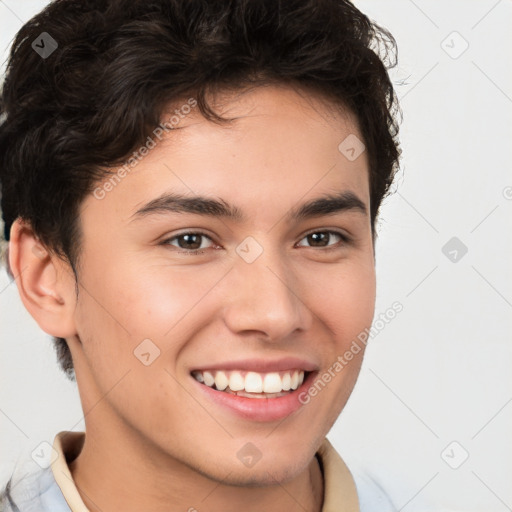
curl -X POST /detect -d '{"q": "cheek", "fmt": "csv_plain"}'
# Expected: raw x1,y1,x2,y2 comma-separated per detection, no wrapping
73,261,198,426
73,262,225,446
309,260,375,413
310,260,376,347
75,259,223,371
82,259,192,330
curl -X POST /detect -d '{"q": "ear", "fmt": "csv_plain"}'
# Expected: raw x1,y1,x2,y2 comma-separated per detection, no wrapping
8,218,77,338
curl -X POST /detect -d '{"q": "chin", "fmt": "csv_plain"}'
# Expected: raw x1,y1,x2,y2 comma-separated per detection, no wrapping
220,463,303,488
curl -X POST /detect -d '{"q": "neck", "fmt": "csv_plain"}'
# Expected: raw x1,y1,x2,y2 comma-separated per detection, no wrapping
68,424,324,512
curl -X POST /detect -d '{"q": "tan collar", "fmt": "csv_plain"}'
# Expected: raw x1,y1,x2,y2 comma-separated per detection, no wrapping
51,431,359,512
315,437,360,512
51,431,89,512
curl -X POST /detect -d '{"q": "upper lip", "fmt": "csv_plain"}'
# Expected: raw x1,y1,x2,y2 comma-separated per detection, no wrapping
190,357,319,374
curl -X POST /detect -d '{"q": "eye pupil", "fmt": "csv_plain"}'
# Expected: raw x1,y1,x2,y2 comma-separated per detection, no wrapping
179,234,202,250
308,232,329,247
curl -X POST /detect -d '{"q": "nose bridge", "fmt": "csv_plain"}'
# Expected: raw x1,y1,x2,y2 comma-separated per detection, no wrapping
221,239,312,340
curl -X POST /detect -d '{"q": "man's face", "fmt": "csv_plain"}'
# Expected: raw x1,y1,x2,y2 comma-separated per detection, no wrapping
70,84,375,484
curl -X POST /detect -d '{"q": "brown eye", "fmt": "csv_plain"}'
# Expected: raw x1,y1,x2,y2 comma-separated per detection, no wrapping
296,230,348,249
162,232,214,253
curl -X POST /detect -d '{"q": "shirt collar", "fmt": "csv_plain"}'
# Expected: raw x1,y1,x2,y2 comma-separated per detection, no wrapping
315,437,360,512
51,431,89,512
51,431,359,512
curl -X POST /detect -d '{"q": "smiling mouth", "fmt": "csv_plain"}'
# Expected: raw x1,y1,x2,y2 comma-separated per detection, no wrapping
191,369,309,399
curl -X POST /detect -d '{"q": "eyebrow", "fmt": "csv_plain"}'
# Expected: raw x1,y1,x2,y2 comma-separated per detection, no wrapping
130,190,367,223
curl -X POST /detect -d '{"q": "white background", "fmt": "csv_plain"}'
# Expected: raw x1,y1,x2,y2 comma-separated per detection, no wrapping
1,1,511,510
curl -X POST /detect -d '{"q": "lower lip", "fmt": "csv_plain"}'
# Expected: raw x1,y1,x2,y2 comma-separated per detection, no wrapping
192,371,318,422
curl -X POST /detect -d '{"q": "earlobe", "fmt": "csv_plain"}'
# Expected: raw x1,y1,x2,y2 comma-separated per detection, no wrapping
8,218,77,338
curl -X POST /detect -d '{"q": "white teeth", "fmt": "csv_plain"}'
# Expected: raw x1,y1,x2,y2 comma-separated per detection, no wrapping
290,370,299,390
245,372,263,393
229,371,245,391
214,371,229,391
263,372,282,393
203,371,215,387
193,369,307,396
282,373,291,391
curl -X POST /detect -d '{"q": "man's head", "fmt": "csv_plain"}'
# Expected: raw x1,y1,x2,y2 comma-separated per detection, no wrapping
0,0,400,489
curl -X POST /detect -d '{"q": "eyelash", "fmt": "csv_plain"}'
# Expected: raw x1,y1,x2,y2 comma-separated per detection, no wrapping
161,229,351,255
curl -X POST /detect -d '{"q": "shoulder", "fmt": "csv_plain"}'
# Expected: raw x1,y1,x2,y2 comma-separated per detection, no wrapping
352,470,397,512
0,458,70,511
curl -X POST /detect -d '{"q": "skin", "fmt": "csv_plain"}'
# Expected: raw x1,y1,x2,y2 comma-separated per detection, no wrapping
9,83,376,512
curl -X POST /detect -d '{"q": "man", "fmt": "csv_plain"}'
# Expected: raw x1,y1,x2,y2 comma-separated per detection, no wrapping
0,0,401,510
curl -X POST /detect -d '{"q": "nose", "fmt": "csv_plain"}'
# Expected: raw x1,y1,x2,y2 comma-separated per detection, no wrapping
221,243,313,342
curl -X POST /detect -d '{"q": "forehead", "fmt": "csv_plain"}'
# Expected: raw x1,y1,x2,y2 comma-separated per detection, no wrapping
176,83,363,154
82,84,369,228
